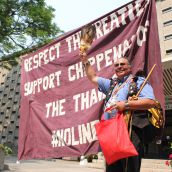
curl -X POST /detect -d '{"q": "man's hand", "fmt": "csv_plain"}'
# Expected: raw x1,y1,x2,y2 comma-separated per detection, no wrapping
79,51,88,63
105,101,126,112
115,101,126,111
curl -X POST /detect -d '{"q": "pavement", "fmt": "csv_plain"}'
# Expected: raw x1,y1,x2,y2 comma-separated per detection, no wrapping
2,156,171,172
2,156,104,172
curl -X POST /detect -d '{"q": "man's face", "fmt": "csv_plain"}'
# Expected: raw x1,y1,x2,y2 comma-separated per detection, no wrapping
114,58,131,79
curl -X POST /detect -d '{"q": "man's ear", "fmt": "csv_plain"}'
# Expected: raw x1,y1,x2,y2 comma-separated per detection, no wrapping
128,64,131,68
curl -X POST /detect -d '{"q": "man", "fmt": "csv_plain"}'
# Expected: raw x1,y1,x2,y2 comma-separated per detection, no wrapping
80,52,156,172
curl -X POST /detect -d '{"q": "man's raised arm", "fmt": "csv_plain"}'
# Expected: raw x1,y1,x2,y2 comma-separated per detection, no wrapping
80,52,98,87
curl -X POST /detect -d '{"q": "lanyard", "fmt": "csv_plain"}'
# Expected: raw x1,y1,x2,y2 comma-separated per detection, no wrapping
111,75,132,98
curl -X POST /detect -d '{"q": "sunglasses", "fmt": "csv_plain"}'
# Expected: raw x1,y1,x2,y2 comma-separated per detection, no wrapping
114,62,127,67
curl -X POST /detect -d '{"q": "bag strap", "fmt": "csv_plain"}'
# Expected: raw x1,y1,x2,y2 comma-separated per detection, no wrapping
127,77,138,99
104,79,116,108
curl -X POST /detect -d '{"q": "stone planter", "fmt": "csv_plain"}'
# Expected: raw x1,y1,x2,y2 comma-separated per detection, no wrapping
0,149,5,170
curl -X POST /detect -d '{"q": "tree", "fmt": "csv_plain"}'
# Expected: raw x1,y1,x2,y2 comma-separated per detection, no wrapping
0,0,63,68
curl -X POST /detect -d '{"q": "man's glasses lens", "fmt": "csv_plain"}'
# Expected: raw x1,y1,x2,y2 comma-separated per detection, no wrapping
114,63,126,67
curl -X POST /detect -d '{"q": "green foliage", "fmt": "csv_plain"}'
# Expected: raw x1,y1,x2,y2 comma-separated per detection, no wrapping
0,0,64,68
0,144,12,155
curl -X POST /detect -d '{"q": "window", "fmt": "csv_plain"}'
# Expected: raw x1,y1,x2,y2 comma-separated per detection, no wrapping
164,20,172,27
164,34,172,40
166,49,172,55
162,7,172,13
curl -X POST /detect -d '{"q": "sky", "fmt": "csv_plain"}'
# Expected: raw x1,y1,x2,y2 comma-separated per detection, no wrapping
45,0,131,32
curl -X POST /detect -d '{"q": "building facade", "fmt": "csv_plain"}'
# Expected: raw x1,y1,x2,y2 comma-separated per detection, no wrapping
156,0,172,132
154,0,172,158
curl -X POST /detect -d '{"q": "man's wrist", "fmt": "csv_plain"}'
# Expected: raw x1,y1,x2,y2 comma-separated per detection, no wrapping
124,100,130,110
